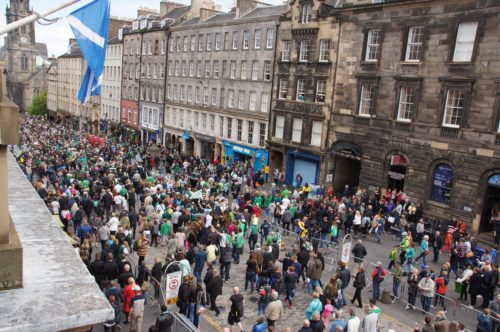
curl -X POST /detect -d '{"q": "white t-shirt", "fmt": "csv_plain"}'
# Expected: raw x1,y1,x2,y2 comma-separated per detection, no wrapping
51,201,60,215
205,214,213,228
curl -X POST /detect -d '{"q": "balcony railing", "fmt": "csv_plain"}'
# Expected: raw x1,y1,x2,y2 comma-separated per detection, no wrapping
394,121,413,132
439,127,460,139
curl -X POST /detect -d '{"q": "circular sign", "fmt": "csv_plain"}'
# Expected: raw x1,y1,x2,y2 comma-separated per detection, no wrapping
169,278,179,290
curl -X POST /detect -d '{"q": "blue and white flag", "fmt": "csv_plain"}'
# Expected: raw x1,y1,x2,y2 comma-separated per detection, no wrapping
67,0,110,104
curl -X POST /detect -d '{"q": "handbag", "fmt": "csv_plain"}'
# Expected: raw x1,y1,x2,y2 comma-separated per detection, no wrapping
141,281,150,291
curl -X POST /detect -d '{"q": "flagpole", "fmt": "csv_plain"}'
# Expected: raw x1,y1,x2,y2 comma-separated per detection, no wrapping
0,0,83,36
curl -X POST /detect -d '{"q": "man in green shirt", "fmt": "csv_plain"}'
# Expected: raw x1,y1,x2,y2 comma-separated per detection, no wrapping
249,219,260,251
160,219,172,246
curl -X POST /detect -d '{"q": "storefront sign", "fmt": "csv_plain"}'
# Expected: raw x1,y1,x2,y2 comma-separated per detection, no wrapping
463,206,472,213
431,164,454,203
165,271,182,305
331,141,362,160
388,171,405,180
233,145,252,155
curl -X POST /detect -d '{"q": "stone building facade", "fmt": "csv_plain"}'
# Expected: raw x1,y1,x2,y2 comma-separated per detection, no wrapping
164,0,285,170
328,0,500,235
120,28,143,141
101,38,123,132
268,0,338,186
46,62,58,117
56,46,99,131
5,0,48,112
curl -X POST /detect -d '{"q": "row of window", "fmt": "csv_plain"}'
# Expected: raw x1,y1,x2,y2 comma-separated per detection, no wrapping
165,107,267,147
101,85,120,101
363,21,479,63
123,108,139,126
356,79,472,129
104,65,121,82
101,104,120,123
281,39,331,63
140,86,163,104
274,115,323,147
167,59,272,81
123,38,166,57
106,44,122,60
166,84,270,112
277,78,327,103
141,106,160,129
124,62,165,80
169,28,274,54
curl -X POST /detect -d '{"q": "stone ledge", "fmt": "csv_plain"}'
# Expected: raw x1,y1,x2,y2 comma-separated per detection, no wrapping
0,217,22,290
0,152,114,332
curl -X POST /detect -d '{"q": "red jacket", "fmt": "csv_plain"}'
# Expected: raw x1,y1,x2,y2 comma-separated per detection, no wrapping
435,277,447,295
371,267,387,281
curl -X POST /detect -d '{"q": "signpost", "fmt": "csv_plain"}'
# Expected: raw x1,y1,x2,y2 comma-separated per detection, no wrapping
340,234,352,267
165,270,182,305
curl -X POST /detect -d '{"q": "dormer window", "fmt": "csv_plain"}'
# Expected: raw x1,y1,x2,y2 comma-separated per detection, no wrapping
301,3,312,24
132,20,139,30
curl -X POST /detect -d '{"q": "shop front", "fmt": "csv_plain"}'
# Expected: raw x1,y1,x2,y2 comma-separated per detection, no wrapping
285,149,320,185
195,133,216,161
222,140,268,173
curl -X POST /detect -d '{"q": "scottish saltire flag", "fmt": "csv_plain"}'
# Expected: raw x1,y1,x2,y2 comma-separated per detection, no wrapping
67,0,110,104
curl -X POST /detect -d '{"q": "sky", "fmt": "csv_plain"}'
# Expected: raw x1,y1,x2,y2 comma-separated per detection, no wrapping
0,0,283,56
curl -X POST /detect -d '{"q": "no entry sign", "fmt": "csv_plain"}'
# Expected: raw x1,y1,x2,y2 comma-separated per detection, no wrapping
165,271,182,305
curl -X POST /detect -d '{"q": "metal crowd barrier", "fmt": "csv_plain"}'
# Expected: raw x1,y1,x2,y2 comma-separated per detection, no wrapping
173,312,200,332
268,224,498,332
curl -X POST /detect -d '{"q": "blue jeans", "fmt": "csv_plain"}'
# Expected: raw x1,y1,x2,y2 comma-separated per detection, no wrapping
286,288,296,305
331,235,338,244
373,282,381,300
393,279,400,298
339,287,347,307
245,272,256,292
320,233,328,248
232,246,240,263
421,295,432,312
307,278,321,295
194,265,203,281
258,301,268,315
189,302,195,324
404,259,414,274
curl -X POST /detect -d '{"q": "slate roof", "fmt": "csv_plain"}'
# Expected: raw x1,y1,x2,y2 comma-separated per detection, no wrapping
204,12,237,23
240,5,287,19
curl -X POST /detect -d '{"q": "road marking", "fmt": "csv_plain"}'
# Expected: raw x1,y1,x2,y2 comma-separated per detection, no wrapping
201,311,225,332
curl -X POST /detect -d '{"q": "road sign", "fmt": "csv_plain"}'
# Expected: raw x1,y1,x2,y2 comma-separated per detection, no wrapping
165,270,182,305
340,234,352,267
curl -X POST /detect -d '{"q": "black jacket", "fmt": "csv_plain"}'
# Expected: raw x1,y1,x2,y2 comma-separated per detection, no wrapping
177,282,191,306
353,271,366,289
351,244,367,263
155,311,174,332
339,267,351,289
207,275,223,296
297,249,310,268
103,260,120,281
469,273,483,295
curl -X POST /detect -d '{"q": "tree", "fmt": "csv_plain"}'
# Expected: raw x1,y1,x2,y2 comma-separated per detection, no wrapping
28,90,48,116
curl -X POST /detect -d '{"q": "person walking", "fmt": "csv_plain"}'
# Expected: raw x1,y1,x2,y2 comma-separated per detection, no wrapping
338,262,351,307
351,240,367,267
346,307,361,332
283,265,298,308
415,235,430,265
228,287,244,332
432,231,443,263
306,292,323,321
128,285,146,332
265,290,283,327
206,269,223,316
245,253,258,293
351,266,366,308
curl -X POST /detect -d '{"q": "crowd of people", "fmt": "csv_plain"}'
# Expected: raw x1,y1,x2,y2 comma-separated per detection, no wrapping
14,115,500,332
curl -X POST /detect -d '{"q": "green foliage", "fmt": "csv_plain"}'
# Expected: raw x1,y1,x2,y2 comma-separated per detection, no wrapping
28,90,48,116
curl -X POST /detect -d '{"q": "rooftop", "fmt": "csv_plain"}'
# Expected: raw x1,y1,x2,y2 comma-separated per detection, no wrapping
0,153,113,332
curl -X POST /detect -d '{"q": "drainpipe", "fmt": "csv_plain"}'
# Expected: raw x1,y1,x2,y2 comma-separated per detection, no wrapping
325,12,342,183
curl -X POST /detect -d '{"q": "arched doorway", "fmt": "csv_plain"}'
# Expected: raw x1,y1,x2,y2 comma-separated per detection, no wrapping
387,153,407,192
480,174,500,233
330,141,362,194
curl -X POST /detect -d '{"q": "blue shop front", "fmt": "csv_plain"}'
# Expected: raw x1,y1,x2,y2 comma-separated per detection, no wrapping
222,140,268,173
285,149,320,185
